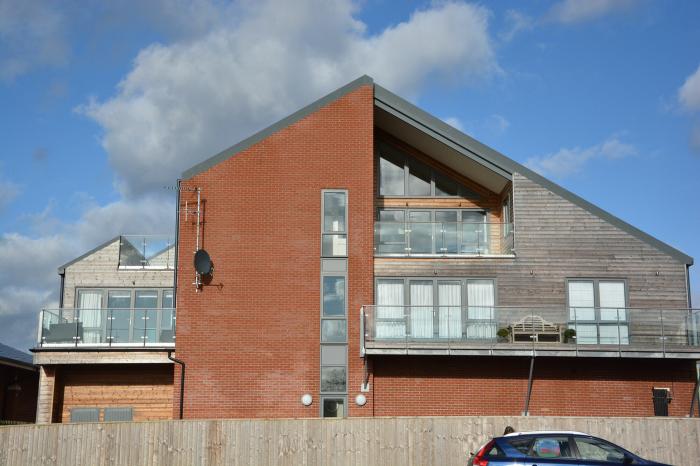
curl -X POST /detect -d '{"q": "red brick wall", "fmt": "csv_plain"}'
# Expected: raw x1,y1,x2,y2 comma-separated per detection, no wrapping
176,84,375,419
372,356,697,417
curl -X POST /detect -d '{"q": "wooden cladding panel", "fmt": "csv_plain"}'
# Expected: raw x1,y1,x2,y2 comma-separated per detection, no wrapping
56,364,174,423
375,174,688,309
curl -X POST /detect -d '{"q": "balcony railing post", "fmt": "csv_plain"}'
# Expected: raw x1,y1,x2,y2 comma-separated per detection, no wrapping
617,308,622,355
660,309,666,356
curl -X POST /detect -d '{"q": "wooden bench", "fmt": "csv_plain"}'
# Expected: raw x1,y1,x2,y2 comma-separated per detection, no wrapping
511,315,561,343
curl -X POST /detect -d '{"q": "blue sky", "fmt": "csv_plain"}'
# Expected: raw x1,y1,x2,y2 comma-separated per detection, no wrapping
1,0,699,351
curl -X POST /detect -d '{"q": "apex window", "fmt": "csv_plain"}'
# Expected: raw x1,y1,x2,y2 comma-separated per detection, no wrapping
377,143,479,199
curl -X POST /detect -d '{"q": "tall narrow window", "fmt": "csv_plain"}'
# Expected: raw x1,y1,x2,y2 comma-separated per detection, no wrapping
78,290,103,344
409,280,433,338
502,194,512,237
322,191,347,256
466,280,495,339
376,279,405,338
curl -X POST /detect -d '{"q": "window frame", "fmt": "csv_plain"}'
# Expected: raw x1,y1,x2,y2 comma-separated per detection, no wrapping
376,208,489,256
73,287,174,345
566,278,629,345
374,277,497,339
321,189,348,258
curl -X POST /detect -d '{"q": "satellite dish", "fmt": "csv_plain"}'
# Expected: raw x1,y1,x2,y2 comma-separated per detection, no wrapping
194,249,213,275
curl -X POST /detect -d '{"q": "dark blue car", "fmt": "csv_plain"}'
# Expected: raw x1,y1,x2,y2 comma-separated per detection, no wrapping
467,431,671,466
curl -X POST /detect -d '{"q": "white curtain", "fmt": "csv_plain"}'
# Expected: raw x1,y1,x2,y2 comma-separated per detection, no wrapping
410,281,433,339
568,281,595,321
79,291,103,343
438,282,461,338
599,282,625,321
466,280,495,339
376,280,405,339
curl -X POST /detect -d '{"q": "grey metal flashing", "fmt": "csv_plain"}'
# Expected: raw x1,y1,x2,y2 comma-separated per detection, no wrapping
182,75,375,180
374,84,694,266
57,236,120,274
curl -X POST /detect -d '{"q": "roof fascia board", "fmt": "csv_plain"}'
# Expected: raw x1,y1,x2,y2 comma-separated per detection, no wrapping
57,236,121,274
374,84,693,265
0,356,35,371
182,75,375,179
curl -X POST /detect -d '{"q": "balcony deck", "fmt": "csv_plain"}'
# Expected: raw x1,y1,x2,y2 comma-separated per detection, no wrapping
361,305,700,359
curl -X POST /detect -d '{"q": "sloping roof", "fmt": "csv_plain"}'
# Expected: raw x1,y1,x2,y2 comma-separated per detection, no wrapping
57,236,120,274
180,75,693,266
0,342,34,369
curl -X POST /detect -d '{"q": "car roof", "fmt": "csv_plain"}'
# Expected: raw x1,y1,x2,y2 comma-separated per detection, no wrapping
503,431,590,437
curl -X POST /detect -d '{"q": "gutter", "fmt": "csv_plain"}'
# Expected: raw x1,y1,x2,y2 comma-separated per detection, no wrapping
168,351,185,420
174,179,181,309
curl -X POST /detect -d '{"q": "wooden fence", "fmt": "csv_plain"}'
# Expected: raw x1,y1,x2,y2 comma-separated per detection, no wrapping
1,416,699,465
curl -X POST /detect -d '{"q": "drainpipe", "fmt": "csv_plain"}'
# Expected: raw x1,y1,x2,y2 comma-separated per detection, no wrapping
173,179,181,308
523,356,535,416
168,351,185,420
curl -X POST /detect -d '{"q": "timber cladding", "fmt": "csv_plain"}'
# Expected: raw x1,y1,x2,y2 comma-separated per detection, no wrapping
54,364,173,423
1,416,699,465
375,174,689,309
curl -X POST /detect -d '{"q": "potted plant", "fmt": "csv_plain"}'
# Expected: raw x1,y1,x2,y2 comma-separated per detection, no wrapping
496,327,510,343
563,328,576,343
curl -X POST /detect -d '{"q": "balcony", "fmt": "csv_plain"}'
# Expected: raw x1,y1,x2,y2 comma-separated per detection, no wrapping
118,235,175,269
360,305,700,358
374,222,513,257
37,308,176,348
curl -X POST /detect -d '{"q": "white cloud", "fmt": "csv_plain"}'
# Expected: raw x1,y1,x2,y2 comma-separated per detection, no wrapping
679,65,700,111
484,114,510,134
0,0,69,82
545,0,638,24
525,135,637,178
80,0,498,197
500,9,535,42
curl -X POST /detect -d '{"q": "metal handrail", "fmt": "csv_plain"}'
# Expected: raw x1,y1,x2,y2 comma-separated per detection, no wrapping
360,305,700,353
374,221,514,256
38,307,176,348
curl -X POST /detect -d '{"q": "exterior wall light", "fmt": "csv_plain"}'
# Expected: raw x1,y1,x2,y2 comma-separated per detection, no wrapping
355,394,367,406
301,394,313,406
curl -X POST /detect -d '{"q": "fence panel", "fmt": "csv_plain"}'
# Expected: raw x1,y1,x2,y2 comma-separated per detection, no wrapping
1,416,699,466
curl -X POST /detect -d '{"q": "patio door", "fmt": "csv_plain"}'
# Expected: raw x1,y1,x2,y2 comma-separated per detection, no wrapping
410,280,433,338
466,280,495,339
438,281,462,338
78,290,103,343
376,279,405,339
